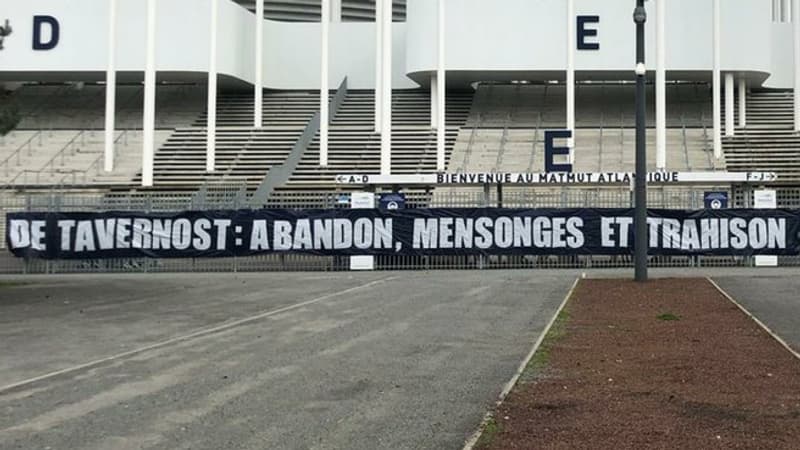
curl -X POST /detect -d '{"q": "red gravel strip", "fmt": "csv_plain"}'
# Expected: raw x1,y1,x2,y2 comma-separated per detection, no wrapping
482,278,800,450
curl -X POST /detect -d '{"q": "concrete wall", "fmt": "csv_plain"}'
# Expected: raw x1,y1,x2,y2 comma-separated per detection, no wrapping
407,0,775,85
0,0,416,89
0,0,790,90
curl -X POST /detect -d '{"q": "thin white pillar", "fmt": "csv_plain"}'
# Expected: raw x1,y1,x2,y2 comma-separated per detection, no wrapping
254,0,264,128
206,0,218,173
331,0,342,22
725,73,734,137
430,74,438,129
655,0,666,170
794,0,800,131
436,0,446,172
104,0,117,173
374,0,383,133
380,0,392,175
712,0,722,159
785,0,792,22
566,0,575,163
142,0,157,187
320,0,330,167
738,78,747,127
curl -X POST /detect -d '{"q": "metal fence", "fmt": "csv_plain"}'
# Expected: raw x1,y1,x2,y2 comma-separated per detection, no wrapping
2,187,800,273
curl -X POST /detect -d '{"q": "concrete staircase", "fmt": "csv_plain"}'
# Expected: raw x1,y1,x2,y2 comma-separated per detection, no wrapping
722,90,800,185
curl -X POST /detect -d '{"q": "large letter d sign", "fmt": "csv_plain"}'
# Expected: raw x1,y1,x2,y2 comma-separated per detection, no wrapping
33,16,60,50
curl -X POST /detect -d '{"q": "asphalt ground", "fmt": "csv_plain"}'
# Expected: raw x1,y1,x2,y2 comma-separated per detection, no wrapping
712,273,800,353
0,271,577,450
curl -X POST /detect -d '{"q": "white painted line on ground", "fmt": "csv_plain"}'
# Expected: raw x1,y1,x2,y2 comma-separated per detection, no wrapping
0,276,398,395
462,277,581,450
707,277,800,362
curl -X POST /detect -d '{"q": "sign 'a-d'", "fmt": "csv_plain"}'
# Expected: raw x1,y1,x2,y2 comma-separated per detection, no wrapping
6,208,800,260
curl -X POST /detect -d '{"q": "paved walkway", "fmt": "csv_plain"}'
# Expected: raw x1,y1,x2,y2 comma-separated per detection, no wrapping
0,271,576,450
713,274,800,352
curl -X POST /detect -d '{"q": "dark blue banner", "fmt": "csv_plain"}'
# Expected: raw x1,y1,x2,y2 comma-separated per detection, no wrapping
6,208,800,259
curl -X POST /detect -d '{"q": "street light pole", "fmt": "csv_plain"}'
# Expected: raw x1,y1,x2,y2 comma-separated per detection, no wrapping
633,0,648,282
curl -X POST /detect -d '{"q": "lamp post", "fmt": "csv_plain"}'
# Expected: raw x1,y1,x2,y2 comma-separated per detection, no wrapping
633,0,648,282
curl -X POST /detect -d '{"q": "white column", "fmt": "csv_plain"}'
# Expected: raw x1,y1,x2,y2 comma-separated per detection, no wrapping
142,0,157,187
436,0,446,172
380,0,392,175
785,0,792,22
374,0,383,133
725,73,734,137
104,0,117,173
206,0,218,173
712,0,722,159
254,0,264,128
320,0,330,167
794,0,800,131
655,0,666,170
738,78,747,127
430,74,438,129
331,0,342,22
566,0,575,163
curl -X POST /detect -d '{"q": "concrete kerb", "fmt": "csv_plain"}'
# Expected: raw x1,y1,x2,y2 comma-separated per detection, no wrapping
707,277,800,362
462,276,581,450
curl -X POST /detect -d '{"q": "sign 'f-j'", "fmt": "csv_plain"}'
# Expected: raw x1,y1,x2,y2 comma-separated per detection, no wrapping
7,208,800,260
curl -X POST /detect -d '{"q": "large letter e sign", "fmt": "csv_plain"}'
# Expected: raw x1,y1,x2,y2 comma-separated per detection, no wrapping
545,130,573,173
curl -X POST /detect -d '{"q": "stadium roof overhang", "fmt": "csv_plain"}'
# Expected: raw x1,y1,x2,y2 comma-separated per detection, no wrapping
406,70,773,90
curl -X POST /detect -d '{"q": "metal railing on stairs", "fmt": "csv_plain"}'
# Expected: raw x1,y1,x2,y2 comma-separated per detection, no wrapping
247,77,349,207
1,131,42,177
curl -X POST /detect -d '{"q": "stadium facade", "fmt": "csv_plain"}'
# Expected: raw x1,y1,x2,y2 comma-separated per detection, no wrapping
2,0,799,184
1,0,793,88
3,0,800,272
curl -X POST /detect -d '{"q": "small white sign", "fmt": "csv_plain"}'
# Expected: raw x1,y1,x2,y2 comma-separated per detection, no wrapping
350,192,375,209
753,190,777,209
350,192,375,271
754,190,778,267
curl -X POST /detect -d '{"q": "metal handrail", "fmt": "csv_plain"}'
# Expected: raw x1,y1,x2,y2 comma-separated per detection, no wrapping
248,77,348,207
41,130,86,175
461,83,488,172
494,117,510,173
4,169,43,186
83,130,130,183
676,83,691,170
700,110,714,169
681,120,690,170
1,130,42,176
527,112,542,173
527,85,548,173
618,112,625,169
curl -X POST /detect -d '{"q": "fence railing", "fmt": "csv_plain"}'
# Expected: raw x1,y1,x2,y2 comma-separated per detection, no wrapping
1,131,42,177
3,187,800,274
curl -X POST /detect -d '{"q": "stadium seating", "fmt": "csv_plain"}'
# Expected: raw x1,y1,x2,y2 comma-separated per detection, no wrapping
278,89,473,192
10,81,800,197
448,83,719,175
0,129,172,187
466,83,711,129
723,90,800,185
10,84,206,130
132,90,322,188
0,84,202,188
